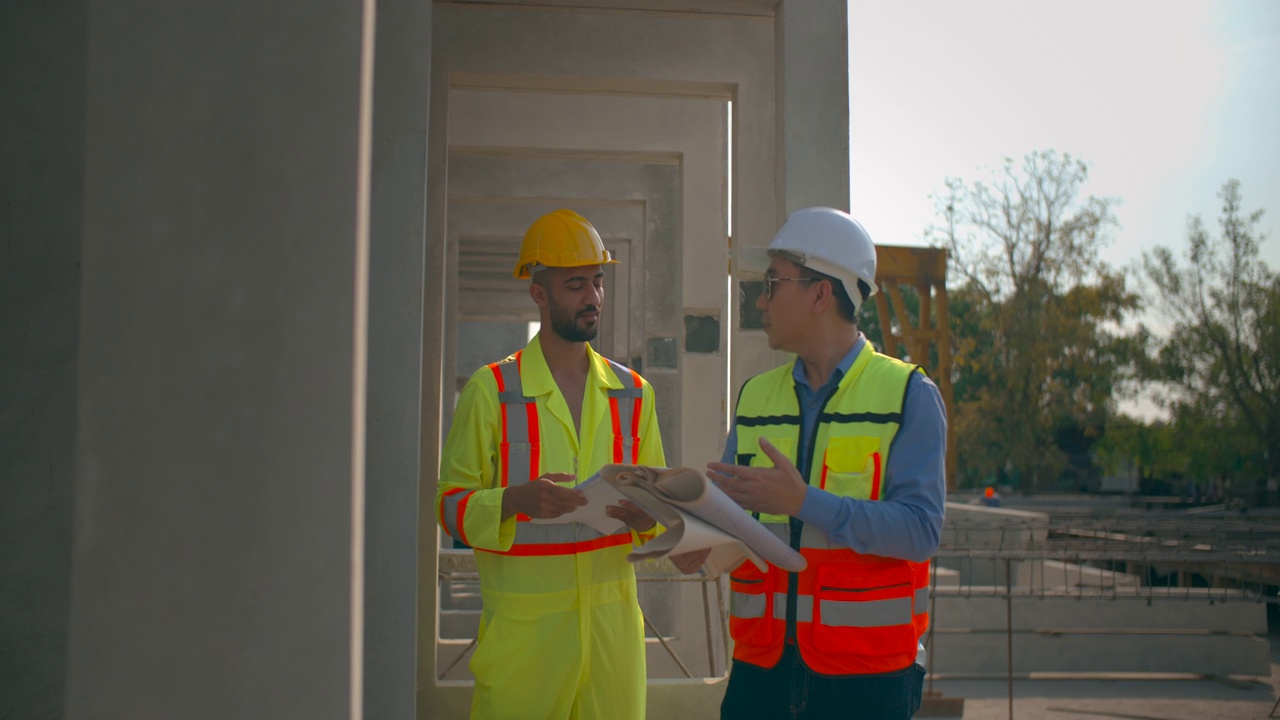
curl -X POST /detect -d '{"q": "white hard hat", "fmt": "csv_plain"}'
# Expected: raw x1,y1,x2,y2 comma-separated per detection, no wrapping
743,207,879,309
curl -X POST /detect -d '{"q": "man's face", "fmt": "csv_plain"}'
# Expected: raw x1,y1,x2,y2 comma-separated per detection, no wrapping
536,264,605,342
756,257,818,351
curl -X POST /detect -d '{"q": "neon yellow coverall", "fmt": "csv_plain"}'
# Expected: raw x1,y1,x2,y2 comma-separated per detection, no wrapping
437,336,665,719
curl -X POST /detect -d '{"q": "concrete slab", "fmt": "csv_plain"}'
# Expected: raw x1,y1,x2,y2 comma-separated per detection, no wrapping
928,633,1280,720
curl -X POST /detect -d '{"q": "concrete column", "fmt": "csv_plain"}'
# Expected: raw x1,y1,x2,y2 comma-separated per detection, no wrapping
364,1,432,719
0,2,86,718
777,0,851,214
65,3,375,719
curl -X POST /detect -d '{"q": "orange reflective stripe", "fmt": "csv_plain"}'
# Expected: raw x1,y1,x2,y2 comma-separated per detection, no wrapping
609,396,623,462
628,368,642,463
479,532,632,557
440,487,474,544
491,351,537,520
507,352,538,485
488,359,510,488
869,451,882,500
439,487,467,523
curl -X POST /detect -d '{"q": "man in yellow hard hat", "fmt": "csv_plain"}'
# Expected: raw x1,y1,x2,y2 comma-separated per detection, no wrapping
437,208,666,719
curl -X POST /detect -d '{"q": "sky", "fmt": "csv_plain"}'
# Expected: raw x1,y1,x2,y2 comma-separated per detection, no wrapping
848,0,1280,276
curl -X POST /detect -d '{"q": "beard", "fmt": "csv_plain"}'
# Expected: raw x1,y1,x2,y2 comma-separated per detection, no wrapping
549,300,599,343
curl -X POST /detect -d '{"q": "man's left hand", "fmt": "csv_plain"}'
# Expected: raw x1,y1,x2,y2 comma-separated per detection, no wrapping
706,437,808,516
605,499,657,532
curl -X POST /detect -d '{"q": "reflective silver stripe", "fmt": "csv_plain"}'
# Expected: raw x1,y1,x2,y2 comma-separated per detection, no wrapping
914,586,929,613
730,591,767,620
793,593,914,628
823,597,913,627
440,491,470,540
604,359,640,461
782,592,801,621
511,522,616,546
494,361,535,485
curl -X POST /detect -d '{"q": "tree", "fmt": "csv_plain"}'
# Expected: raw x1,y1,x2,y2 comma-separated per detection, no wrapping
931,150,1143,491
1140,180,1280,500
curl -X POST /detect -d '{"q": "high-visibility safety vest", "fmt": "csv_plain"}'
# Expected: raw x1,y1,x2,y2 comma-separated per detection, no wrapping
435,338,664,720
438,345,654,555
728,347,930,676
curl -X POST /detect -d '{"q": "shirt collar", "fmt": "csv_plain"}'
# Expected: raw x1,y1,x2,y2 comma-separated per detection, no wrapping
792,332,867,390
520,334,616,396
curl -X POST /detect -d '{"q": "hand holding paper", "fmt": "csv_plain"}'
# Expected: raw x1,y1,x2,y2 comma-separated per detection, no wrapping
502,474,586,521
599,465,807,576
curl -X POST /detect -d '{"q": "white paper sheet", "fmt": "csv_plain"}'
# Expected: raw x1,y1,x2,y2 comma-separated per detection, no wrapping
526,465,807,576
527,472,628,535
601,465,807,575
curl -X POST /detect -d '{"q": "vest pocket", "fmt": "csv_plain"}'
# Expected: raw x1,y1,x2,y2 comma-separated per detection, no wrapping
820,436,881,500
729,563,775,648
745,436,796,468
812,561,916,657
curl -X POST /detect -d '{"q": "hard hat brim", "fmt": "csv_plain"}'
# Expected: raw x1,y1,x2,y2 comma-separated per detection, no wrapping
739,245,880,302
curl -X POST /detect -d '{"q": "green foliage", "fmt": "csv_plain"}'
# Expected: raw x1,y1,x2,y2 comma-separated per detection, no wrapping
1139,180,1279,490
1093,415,1183,481
931,150,1144,490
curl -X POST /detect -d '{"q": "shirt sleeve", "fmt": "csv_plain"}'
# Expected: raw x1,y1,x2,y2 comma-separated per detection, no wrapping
794,372,947,562
435,368,518,552
720,419,738,465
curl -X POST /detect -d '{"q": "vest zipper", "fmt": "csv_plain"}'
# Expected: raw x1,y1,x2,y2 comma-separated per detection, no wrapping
785,376,841,645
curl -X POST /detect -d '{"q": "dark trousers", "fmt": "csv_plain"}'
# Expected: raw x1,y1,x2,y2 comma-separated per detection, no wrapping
720,646,924,720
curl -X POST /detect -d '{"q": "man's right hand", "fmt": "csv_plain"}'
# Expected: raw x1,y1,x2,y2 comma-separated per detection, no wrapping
501,473,587,520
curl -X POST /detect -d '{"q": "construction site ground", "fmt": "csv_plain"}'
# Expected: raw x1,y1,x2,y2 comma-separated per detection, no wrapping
925,495,1280,720
928,646,1279,720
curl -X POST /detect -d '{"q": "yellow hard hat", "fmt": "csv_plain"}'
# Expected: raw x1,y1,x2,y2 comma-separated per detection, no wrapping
513,209,618,279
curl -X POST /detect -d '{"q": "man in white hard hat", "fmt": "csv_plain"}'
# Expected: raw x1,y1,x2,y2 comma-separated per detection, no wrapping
682,207,946,719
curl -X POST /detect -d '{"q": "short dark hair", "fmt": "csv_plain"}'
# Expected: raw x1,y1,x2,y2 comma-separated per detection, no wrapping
797,267,870,324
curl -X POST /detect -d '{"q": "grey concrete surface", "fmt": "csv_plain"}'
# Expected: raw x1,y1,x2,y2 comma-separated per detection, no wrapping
0,2,85,719
364,1,432,718
924,605,1280,720
64,2,375,718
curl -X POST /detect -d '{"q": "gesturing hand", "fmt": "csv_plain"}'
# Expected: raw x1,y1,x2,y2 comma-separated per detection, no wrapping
605,499,657,533
502,473,587,520
706,437,808,516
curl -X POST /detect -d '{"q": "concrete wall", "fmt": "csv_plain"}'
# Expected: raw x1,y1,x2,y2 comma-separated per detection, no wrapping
0,2,430,718
365,2,433,717
64,2,376,718
929,590,1271,677
0,2,86,718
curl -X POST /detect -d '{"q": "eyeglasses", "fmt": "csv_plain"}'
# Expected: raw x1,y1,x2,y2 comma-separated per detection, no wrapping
762,275,819,300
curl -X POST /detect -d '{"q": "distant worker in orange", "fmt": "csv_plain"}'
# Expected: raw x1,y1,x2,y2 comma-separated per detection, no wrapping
979,486,1001,507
